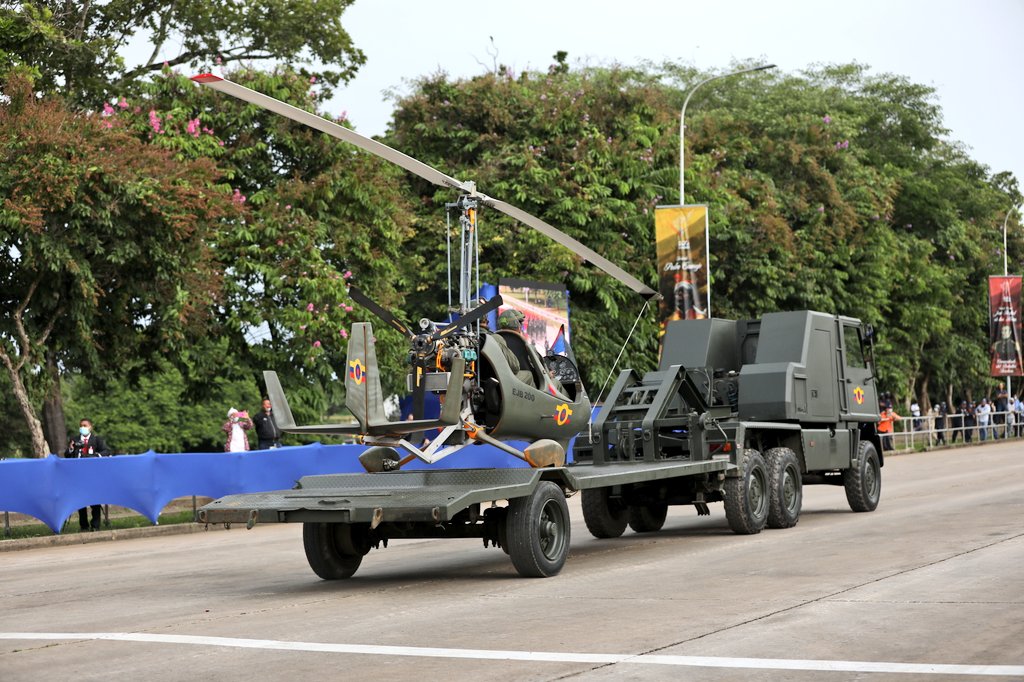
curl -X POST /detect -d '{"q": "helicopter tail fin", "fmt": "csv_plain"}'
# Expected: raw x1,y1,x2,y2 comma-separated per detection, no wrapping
263,370,297,429
346,322,386,431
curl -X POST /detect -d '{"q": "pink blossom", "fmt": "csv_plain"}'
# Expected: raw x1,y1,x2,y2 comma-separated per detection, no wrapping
309,75,317,84
823,115,832,124
186,117,201,137
306,303,315,312
344,305,353,312
117,98,128,109
299,324,307,330
102,102,115,117
148,110,163,134
285,204,292,210
232,188,246,204
276,239,284,246
339,329,349,339
342,270,352,279
312,340,322,348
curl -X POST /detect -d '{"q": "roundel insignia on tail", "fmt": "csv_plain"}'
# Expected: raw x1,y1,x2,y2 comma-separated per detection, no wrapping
555,403,573,426
348,359,366,385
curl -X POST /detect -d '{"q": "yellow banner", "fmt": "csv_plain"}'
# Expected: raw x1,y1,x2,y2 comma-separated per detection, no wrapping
654,205,710,327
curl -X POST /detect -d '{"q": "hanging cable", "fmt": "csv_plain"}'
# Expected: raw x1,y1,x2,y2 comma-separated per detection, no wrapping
589,299,651,437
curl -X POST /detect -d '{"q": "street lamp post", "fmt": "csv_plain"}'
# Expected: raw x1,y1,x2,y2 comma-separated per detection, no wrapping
679,64,775,205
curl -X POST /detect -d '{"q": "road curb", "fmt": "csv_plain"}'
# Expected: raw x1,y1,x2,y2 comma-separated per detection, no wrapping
0,522,227,553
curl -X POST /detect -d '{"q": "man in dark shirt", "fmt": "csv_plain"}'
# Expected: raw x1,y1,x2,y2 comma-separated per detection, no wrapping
64,418,112,531
252,398,282,449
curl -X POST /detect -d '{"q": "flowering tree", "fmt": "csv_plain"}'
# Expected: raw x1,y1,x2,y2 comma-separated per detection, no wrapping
110,67,417,422
0,76,236,456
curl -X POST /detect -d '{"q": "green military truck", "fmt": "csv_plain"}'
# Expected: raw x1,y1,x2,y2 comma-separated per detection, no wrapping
199,310,881,579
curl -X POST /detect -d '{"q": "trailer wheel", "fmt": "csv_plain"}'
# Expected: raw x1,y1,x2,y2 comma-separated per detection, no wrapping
765,447,802,529
581,487,628,538
506,481,571,577
844,440,881,512
628,503,668,533
303,522,364,580
724,448,769,535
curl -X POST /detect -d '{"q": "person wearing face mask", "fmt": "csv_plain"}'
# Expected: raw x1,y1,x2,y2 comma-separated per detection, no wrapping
64,418,112,532
252,398,282,450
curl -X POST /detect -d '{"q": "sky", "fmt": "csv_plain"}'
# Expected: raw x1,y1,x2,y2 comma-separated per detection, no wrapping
323,0,1023,197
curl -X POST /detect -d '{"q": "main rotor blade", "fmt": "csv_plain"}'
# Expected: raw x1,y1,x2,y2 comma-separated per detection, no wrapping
192,74,660,301
432,295,504,341
192,74,471,193
484,198,659,300
348,286,414,338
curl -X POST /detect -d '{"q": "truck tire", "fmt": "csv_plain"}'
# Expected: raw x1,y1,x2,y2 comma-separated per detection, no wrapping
581,487,628,538
303,522,363,580
506,481,571,577
765,447,802,529
724,448,769,535
844,440,881,512
628,504,668,533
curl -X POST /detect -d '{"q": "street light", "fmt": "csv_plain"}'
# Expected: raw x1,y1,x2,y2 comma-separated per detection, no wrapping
679,64,776,205
1002,204,1021,277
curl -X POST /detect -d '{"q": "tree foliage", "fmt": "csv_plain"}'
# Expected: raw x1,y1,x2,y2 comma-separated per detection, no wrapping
93,67,418,422
0,0,364,105
0,74,235,455
385,59,1021,408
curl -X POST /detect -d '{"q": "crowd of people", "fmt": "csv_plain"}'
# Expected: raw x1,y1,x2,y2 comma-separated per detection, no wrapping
878,381,1024,451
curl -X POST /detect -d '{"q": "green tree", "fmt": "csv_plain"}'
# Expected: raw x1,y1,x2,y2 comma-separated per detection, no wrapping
0,75,236,456
107,67,418,420
384,59,1019,406
63,354,260,453
0,0,364,105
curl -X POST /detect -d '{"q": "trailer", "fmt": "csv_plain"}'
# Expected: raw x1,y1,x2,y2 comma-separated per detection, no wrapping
199,310,882,579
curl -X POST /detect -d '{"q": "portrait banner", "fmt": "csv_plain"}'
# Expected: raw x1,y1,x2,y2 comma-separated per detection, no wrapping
989,275,1023,377
497,278,571,356
654,205,710,328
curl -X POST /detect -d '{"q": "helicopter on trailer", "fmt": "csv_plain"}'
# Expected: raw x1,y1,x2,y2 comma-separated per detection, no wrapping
192,74,659,472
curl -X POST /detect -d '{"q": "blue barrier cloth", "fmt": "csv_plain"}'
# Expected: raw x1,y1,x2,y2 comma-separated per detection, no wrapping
0,442,537,533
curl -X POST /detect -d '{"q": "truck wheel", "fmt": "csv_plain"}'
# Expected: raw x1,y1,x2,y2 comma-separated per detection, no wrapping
765,447,802,529
628,504,668,533
844,440,881,512
724,449,769,535
303,522,364,580
506,481,571,577
581,487,628,538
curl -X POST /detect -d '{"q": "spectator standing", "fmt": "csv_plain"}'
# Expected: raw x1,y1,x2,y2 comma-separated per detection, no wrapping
222,408,253,452
962,401,976,443
949,402,963,443
1015,396,1024,437
878,402,901,451
994,382,1009,438
63,418,112,532
253,398,282,450
910,399,922,431
934,402,948,445
975,398,992,442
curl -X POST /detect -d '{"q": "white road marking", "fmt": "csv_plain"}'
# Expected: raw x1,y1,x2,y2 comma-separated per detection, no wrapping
2,632,1022,677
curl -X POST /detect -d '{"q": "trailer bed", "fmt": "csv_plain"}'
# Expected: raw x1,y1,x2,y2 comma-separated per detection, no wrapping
198,459,734,526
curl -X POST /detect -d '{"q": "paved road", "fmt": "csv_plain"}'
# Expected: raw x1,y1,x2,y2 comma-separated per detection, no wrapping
2,443,1023,681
